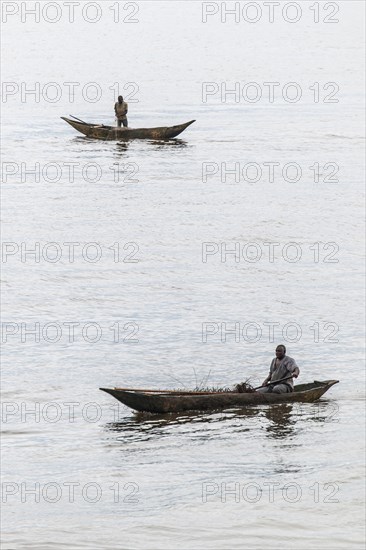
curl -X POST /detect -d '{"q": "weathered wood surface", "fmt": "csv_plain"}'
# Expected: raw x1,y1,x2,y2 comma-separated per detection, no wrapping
61,116,195,140
100,380,339,413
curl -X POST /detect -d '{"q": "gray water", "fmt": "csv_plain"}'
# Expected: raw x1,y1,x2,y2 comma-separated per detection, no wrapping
1,1,365,549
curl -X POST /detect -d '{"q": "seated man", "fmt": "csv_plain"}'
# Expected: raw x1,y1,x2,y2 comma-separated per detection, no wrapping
257,345,299,393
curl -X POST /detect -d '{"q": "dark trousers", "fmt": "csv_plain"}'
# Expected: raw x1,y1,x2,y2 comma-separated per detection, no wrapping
257,383,292,394
117,117,128,128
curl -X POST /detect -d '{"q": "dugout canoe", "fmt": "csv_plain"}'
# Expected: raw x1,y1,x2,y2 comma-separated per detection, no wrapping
61,116,195,140
100,380,339,414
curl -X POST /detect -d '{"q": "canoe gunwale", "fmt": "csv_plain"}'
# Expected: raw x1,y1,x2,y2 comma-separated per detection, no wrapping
100,380,339,414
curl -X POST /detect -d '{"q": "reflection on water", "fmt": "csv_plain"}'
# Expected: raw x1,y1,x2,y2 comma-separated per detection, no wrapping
72,136,96,144
297,400,340,424
264,404,295,439
146,138,189,148
104,399,340,444
115,141,130,154
70,135,188,148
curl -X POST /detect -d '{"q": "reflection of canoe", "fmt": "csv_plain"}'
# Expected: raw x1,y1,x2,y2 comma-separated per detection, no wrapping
61,116,195,140
100,380,339,414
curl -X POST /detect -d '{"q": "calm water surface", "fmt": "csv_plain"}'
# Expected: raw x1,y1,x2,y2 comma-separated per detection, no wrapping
1,2,365,549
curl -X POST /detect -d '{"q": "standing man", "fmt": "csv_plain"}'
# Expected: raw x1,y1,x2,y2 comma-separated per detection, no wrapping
114,95,128,127
257,345,300,393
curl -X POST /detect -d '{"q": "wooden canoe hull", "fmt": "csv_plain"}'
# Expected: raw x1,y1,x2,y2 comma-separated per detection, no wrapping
100,380,339,414
61,117,195,140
